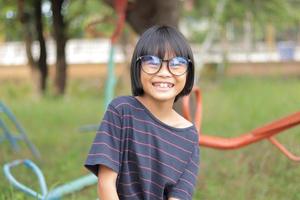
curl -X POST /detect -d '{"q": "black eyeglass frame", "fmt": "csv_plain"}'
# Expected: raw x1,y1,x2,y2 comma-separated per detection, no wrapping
136,55,192,76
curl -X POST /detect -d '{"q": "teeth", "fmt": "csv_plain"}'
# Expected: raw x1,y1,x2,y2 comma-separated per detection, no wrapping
160,83,167,88
153,82,173,88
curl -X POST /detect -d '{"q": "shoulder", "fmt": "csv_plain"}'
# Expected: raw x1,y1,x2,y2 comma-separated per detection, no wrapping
172,110,194,128
172,110,199,139
108,96,142,113
109,96,134,108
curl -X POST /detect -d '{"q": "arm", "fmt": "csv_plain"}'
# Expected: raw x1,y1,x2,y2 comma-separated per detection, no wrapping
98,165,119,200
85,104,123,175
169,198,180,200
84,103,123,199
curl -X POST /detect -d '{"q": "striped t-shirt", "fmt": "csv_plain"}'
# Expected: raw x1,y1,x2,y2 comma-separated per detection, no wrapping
85,96,200,200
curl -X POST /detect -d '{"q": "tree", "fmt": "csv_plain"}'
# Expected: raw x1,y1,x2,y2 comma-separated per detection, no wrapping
104,0,182,34
17,0,48,95
34,0,48,93
188,0,300,43
51,0,67,95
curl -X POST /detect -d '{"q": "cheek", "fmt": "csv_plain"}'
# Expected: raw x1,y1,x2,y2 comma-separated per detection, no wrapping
140,72,151,89
178,75,187,88
175,75,187,95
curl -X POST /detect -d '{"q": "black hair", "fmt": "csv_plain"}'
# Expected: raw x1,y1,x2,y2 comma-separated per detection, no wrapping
130,25,195,102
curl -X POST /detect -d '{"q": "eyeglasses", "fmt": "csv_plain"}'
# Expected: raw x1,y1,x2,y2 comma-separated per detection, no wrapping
136,55,191,76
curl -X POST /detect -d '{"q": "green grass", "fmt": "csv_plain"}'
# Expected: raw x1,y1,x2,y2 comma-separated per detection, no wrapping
1,77,300,200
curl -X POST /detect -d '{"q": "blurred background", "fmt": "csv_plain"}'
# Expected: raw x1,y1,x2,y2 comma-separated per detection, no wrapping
1,0,300,199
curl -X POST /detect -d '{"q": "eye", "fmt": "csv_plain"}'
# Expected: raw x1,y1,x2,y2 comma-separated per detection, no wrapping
170,57,188,67
141,56,161,66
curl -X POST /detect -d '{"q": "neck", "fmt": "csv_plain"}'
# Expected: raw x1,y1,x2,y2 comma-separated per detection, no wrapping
136,94,174,120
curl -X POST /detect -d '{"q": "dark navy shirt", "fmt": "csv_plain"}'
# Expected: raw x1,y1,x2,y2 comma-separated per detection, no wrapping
85,96,200,200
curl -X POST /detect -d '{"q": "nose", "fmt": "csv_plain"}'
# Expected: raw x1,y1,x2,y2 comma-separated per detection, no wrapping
156,61,171,76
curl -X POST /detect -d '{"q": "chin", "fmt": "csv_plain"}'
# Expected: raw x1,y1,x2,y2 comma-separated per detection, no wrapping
150,92,177,102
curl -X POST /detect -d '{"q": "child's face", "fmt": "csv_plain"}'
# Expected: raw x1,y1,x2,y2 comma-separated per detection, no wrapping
140,52,187,102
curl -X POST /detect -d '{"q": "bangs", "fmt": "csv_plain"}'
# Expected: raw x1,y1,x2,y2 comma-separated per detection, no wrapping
138,27,191,59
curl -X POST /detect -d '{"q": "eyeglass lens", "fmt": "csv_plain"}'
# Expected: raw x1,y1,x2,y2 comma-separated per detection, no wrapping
140,55,188,76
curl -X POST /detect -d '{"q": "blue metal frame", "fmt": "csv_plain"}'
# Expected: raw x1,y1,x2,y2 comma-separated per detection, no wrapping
0,101,40,159
1,102,98,199
3,159,97,200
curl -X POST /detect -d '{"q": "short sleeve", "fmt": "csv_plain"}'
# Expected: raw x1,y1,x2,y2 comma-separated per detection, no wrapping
168,143,200,200
84,104,123,176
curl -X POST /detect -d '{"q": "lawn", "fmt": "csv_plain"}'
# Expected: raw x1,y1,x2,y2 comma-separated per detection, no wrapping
1,76,300,200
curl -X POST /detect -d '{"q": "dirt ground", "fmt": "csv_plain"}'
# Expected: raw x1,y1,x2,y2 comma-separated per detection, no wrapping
226,61,300,76
0,63,126,81
0,62,300,81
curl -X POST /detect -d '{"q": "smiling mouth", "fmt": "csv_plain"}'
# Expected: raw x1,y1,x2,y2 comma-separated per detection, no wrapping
152,82,174,88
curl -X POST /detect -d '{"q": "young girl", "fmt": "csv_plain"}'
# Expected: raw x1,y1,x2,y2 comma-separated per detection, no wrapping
85,25,200,200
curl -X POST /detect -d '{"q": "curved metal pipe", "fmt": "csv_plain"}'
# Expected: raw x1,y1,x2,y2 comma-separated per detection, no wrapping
182,87,300,161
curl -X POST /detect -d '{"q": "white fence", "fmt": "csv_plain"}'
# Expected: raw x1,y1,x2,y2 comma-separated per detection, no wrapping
0,39,125,66
0,39,299,66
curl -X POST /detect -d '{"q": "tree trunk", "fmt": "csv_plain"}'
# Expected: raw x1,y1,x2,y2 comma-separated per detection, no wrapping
18,0,48,95
34,0,48,93
51,0,67,95
104,0,181,34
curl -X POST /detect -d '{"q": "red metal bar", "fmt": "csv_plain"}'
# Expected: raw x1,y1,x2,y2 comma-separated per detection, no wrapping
182,87,300,161
85,0,127,43
111,0,128,44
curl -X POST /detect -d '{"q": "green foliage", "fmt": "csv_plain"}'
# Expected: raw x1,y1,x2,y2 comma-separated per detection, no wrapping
1,77,300,199
184,0,300,42
0,0,22,41
65,0,115,38
0,0,116,41
1,0,299,41
190,0,300,26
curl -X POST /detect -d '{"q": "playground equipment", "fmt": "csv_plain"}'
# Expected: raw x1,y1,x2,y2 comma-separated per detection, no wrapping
3,159,97,200
86,0,128,108
1,102,98,199
0,101,40,159
182,87,300,162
